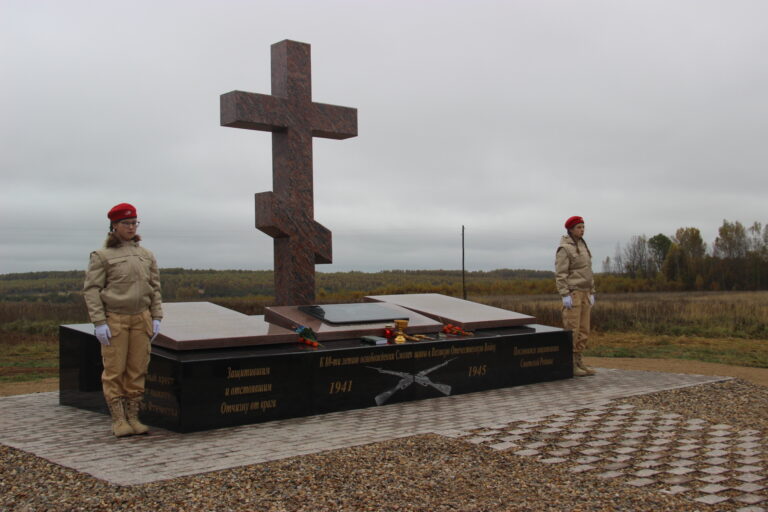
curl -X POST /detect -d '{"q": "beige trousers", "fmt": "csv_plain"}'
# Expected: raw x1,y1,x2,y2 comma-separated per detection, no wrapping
562,290,591,353
101,310,152,402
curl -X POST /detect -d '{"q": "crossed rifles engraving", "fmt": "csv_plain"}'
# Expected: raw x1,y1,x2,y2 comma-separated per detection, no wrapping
367,358,456,406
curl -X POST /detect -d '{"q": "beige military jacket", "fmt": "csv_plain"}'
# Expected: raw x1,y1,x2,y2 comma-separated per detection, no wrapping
555,235,595,297
83,239,163,325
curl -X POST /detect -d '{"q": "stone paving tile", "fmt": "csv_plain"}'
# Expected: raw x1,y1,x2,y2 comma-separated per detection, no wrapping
0,369,730,487
627,477,655,487
699,475,730,484
739,474,768,483
736,495,767,505
695,494,731,505
489,441,517,451
597,470,625,479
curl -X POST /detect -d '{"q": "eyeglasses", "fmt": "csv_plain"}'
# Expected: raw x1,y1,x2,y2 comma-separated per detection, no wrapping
119,221,140,227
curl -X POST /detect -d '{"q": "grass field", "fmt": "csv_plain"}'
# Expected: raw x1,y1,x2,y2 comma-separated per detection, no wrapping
586,332,768,367
0,332,59,383
473,291,768,368
1,291,767,383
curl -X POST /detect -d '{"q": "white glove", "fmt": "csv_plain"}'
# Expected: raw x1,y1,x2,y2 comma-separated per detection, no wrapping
562,295,573,309
589,295,595,306
95,324,112,346
151,319,161,342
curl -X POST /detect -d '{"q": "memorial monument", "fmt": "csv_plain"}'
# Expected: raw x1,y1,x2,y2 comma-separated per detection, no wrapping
221,39,357,306
59,40,573,433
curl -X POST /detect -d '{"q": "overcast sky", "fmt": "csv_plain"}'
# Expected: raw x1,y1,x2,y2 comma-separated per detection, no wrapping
1,0,766,275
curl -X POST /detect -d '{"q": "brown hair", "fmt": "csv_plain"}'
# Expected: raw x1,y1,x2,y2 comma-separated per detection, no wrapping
105,232,141,248
568,233,591,257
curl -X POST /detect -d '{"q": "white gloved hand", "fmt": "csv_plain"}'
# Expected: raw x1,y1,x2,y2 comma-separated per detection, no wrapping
151,319,161,342
562,295,573,309
95,324,112,346
589,294,595,306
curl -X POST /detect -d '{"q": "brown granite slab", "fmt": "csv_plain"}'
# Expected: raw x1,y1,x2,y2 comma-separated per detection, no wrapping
365,293,535,330
152,302,296,350
264,302,443,342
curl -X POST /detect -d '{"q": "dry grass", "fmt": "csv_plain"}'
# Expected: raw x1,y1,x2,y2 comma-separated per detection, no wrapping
0,332,58,383
474,291,768,368
586,331,768,367
475,290,768,339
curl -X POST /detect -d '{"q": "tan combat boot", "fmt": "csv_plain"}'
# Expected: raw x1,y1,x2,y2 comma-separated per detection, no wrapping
575,353,596,376
107,398,134,437
124,397,150,435
573,359,589,377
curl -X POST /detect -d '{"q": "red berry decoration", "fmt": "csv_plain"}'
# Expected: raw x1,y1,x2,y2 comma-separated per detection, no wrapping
442,323,472,336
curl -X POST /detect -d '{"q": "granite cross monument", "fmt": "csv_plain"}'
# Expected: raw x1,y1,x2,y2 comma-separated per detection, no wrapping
220,40,358,306
61,40,573,434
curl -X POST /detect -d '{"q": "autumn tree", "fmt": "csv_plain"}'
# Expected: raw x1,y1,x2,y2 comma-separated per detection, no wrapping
673,227,706,288
611,221,767,291
662,243,685,284
747,222,767,257
602,256,612,274
647,233,672,274
713,220,748,259
611,243,624,275
747,222,768,289
622,235,652,278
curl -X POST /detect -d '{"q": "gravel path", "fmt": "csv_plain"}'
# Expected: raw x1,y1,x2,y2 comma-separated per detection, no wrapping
1,378,767,511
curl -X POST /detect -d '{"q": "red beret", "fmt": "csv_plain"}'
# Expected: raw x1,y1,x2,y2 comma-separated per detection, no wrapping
108,203,137,222
564,216,584,230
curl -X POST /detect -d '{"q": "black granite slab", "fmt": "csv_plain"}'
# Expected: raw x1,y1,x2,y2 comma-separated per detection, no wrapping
60,322,572,432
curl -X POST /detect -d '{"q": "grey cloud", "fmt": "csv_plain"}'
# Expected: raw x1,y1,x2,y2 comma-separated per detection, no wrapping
1,0,767,275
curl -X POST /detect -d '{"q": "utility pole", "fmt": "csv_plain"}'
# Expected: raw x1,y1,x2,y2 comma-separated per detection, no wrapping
462,225,466,299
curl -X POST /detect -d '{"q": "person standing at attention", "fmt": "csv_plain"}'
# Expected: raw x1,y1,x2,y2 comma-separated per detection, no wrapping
555,216,596,377
83,203,163,437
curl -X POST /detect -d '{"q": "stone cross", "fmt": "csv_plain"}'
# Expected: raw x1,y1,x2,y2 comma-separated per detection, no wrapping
221,40,358,306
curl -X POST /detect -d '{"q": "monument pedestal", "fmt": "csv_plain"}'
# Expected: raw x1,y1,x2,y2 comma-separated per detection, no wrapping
60,295,572,433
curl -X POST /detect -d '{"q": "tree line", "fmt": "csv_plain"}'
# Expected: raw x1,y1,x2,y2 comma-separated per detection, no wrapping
0,268,556,304
603,219,768,291
3,218,767,303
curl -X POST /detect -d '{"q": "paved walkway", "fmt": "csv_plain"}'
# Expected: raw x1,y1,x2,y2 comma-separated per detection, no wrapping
456,399,767,509
0,369,730,487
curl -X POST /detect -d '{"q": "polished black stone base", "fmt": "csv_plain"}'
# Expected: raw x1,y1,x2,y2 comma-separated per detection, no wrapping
60,323,572,432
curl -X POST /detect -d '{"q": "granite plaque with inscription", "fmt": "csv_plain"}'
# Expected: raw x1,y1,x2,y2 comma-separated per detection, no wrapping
265,302,442,341
298,303,409,325
60,297,572,432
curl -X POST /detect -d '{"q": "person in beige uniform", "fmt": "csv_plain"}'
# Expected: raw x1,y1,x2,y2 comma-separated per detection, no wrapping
555,216,596,377
83,203,163,437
